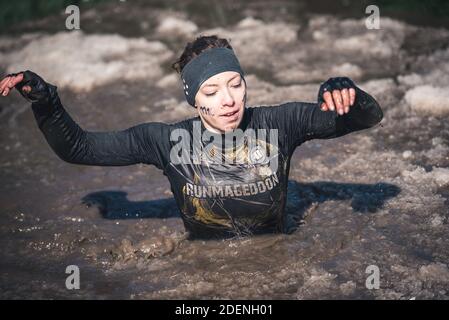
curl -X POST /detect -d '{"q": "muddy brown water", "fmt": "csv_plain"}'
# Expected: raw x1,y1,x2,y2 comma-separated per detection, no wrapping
1,1,449,299
1,82,447,299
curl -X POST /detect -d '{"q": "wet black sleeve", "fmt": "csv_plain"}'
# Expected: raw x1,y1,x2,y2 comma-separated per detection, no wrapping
267,86,383,152
30,84,171,170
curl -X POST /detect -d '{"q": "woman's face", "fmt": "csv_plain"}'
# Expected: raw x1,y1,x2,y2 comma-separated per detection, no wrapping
194,71,247,133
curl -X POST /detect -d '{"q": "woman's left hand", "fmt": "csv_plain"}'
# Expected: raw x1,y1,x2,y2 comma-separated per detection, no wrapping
317,77,357,115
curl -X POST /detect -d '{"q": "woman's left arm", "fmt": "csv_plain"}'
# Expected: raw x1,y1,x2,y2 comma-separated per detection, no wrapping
280,77,383,150
318,77,384,135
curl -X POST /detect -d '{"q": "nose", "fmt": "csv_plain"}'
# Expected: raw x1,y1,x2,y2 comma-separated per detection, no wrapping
221,87,235,107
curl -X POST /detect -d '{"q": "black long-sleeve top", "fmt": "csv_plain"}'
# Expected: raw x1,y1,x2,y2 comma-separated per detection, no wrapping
31,81,383,239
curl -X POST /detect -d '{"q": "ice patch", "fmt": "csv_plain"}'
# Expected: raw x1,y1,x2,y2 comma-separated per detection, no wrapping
1,31,174,92
419,263,449,282
401,166,449,189
398,49,449,89
404,85,449,116
423,140,449,165
244,74,317,106
296,268,338,299
334,33,397,57
156,73,179,89
200,17,298,69
432,168,449,188
275,62,363,84
310,17,409,58
331,63,363,79
152,98,196,122
156,16,199,37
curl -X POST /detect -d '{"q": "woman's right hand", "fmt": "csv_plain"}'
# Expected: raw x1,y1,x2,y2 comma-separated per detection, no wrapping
0,71,52,103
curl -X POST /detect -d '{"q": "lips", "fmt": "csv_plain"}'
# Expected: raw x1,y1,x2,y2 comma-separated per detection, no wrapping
220,110,238,117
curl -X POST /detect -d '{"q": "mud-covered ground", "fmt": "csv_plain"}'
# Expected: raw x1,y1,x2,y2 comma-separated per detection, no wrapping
0,1,448,299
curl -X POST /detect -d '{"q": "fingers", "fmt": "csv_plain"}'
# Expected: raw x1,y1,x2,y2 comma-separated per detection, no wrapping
332,90,344,115
325,89,354,115
323,91,335,111
349,88,356,106
318,77,357,114
1,78,14,96
0,77,11,95
2,87,11,96
13,73,24,86
0,73,24,96
341,88,350,113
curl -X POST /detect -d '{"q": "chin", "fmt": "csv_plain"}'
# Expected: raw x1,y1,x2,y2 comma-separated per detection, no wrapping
212,106,244,132
222,126,236,132
222,118,242,132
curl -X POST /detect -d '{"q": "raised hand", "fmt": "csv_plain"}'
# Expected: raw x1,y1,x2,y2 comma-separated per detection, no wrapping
317,77,357,116
0,70,51,103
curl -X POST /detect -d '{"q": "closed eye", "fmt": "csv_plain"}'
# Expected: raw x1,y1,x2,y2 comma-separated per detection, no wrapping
204,82,241,97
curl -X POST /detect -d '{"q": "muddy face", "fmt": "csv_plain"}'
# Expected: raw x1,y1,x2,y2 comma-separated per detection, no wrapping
195,71,247,133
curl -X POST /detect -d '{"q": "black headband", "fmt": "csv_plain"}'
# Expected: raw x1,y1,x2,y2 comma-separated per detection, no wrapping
180,47,245,107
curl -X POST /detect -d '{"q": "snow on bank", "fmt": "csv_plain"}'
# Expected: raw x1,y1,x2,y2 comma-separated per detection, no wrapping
1,31,174,91
404,85,449,116
199,17,299,70
311,16,408,58
156,15,198,38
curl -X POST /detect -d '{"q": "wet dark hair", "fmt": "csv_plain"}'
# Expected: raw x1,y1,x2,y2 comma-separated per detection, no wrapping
171,35,233,74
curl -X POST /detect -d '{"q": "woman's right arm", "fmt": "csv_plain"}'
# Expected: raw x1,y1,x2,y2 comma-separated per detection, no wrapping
1,71,170,170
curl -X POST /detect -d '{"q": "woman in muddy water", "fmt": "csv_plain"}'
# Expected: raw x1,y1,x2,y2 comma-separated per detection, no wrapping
0,35,383,240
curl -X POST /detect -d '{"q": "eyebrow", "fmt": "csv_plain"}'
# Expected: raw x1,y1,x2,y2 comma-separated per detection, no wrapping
202,74,241,88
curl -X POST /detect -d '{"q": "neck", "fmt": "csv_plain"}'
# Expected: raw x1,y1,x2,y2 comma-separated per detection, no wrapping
202,121,224,134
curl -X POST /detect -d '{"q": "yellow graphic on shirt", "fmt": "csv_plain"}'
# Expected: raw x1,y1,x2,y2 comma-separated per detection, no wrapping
181,137,281,227
191,198,233,227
